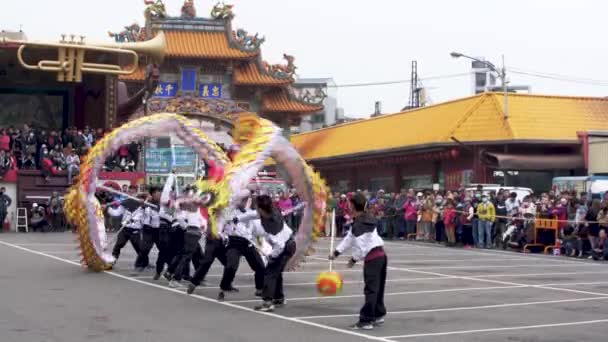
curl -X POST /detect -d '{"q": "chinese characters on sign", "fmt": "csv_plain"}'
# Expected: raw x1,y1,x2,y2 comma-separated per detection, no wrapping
199,83,222,98
145,146,197,174
154,82,178,97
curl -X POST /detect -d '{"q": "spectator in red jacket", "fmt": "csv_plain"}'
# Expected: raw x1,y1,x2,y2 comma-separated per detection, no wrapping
403,191,419,239
552,198,568,229
443,200,458,246
337,194,352,236
0,130,10,152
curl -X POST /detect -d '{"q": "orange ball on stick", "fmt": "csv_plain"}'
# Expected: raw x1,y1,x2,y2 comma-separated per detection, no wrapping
316,271,344,296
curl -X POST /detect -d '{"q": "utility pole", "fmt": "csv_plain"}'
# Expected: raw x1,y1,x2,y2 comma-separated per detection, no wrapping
501,55,508,119
451,52,509,119
408,61,420,109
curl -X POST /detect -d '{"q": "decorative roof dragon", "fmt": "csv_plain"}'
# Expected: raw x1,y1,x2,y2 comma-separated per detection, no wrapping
298,88,327,105
262,54,297,79
144,0,167,20
234,28,265,51
211,2,235,20
108,23,145,43
181,0,196,18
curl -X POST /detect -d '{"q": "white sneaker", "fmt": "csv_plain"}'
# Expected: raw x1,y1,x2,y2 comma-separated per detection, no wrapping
168,280,182,288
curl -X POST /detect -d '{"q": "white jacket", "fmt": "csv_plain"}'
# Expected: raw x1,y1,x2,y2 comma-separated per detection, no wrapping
335,214,384,262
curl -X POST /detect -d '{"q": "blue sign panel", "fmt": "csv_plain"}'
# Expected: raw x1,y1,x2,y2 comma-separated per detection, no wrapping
199,83,222,98
154,82,178,97
181,68,197,91
145,147,197,174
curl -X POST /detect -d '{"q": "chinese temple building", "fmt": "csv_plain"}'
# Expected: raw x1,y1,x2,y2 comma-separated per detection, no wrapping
113,0,324,143
291,93,608,193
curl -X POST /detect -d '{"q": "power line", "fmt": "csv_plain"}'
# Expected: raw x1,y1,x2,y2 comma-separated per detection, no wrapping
510,68,608,86
329,72,471,88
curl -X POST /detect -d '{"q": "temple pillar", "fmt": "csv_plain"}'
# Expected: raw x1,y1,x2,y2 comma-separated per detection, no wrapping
105,76,118,129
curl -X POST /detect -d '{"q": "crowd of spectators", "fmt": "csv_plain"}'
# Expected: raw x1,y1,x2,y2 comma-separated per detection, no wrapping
0,125,141,182
326,186,608,261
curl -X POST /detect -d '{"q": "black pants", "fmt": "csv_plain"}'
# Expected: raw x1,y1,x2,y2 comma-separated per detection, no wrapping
112,228,143,266
0,211,7,232
155,226,176,274
191,237,227,286
31,219,47,232
385,216,397,239
460,224,474,245
360,254,387,324
168,228,201,281
220,236,265,291
50,213,63,232
262,239,296,302
136,226,160,269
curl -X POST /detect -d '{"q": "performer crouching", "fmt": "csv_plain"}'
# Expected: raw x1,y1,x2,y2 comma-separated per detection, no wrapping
135,186,162,272
329,193,387,330
253,195,295,312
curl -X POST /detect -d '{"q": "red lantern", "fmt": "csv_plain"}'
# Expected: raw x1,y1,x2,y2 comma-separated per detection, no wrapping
450,148,460,159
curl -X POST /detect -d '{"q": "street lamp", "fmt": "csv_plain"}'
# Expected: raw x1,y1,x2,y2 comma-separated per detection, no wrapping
450,52,508,119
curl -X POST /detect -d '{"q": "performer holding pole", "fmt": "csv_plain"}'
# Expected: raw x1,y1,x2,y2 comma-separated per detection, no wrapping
135,186,162,272
216,196,265,300
329,193,387,330
153,172,178,280
111,193,148,268
329,208,336,272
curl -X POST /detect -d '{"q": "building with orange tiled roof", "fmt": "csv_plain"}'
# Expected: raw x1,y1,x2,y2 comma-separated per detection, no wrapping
115,1,323,134
291,93,608,192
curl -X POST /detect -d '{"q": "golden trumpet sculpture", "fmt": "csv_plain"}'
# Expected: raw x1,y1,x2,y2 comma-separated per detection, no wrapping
2,31,166,82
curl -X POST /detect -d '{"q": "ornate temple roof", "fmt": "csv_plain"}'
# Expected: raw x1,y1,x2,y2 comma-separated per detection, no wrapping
113,1,323,117
163,30,257,59
262,89,323,114
233,60,292,86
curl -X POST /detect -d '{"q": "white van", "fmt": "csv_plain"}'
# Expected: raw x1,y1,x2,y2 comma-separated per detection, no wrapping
465,185,533,202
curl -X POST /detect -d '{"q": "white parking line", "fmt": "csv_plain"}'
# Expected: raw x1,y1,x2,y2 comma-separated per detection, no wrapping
157,269,608,286
388,265,608,297
295,296,608,320
229,281,608,303
132,275,449,288
14,243,76,246
0,240,395,342
384,241,595,265
381,318,608,339
301,257,541,265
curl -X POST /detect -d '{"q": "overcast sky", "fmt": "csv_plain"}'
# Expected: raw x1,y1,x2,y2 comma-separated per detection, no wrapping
3,0,608,117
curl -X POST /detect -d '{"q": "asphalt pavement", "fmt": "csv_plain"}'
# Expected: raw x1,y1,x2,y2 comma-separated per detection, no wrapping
1,232,608,342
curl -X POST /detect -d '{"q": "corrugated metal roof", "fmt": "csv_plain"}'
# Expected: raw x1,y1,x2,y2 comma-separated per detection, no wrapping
291,93,608,161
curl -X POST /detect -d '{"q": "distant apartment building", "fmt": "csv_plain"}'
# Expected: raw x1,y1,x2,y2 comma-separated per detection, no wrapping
470,58,530,94
293,78,342,133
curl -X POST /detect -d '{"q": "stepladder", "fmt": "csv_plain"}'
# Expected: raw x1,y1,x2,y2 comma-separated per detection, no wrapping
16,207,28,233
